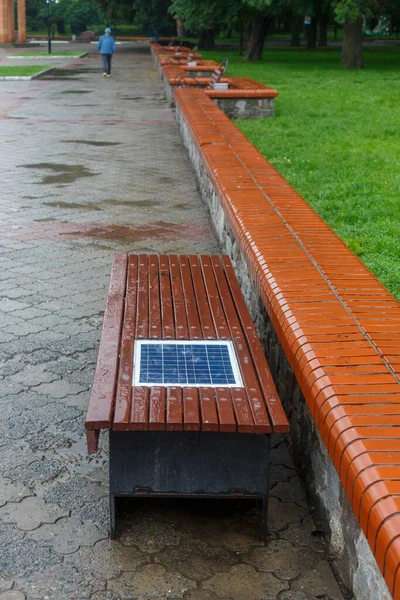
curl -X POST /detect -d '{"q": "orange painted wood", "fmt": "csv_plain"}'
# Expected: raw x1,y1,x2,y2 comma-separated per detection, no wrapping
173,87,400,598
85,254,127,433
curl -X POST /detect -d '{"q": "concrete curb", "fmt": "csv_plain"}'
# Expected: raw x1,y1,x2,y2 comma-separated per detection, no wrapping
0,67,55,80
7,53,88,59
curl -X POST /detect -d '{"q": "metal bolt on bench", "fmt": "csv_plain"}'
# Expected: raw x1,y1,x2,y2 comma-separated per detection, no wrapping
85,254,289,540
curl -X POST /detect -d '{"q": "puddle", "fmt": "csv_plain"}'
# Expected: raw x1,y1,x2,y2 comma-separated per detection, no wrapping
63,140,120,147
45,201,101,211
49,69,81,77
62,90,92,94
0,220,194,244
173,203,189,210
34,217,57,222
158,176,176,184
102,199,161,208
21,162,97,185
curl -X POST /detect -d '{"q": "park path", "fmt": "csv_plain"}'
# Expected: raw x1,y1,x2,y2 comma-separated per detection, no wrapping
0,43,344,600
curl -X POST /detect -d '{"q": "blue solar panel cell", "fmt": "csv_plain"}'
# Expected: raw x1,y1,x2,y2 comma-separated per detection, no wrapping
137,342,240,386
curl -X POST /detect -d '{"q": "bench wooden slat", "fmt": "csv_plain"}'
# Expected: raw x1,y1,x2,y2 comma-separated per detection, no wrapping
179,256,203,340
170,255,189,339
114,254,139,431
222,256,289,433
199,255,230,339
159,255,175,339
215,387,237,432
149,255,162,339
189,255,217,339
130,387,149,430
149,386,166,430
183,387,200,430
210,256,271,433
199,387,219,431
136,255,149,339
85,253,127,434
231,388,255,433
179,255,202,339
166,387,183,430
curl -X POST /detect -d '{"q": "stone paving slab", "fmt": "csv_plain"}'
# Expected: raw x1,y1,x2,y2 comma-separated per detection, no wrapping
0,43,346,600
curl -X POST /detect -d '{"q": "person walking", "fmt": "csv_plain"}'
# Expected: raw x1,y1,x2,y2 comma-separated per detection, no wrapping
98,28,116,77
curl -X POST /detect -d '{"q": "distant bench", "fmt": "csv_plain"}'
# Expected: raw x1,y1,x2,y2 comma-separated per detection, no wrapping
77,30,96,43
158,63,278,119
85,253,289,539
174,88,400,599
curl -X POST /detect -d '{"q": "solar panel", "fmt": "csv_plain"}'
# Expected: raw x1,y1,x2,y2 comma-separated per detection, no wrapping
134,340,243,387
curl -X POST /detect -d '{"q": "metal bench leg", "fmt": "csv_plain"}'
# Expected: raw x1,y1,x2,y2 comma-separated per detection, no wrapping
110,494,116,539
261,495,269,542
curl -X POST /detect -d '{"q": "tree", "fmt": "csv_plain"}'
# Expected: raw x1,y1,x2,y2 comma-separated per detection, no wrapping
59,0,100,33
169,0,242,48
95,0,135,28
334,0,378,68
243,0,273,59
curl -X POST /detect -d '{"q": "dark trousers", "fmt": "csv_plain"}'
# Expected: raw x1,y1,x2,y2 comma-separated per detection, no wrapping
101,54,112,74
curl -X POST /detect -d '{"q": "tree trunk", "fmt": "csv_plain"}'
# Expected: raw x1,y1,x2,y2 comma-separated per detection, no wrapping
198,29,214,49
318,15,328,46
245,14,268,60
239,18,244,55
341,17,363,68
291,16,302,46
306,18,317,49
176,18,184,38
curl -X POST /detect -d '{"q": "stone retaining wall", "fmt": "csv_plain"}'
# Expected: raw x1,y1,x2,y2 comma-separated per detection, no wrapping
175,101,392,600
211,96,274,119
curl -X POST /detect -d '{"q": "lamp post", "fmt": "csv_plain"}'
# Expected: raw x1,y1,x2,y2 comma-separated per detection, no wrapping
46,0,59,54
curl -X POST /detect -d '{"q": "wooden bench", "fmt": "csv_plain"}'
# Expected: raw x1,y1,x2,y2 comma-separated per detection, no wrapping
78,30,95,43
176,58,229,90
174,88,400,599
85,254,289,539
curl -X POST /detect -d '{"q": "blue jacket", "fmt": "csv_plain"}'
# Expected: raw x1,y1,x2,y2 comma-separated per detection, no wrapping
98,34,116,54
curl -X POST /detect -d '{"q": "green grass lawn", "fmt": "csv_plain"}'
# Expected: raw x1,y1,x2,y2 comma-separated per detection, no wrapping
0,65,51,76
15,51,85,57
204,46,400,300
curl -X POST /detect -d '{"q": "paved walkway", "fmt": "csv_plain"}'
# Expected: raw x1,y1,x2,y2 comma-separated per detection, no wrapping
0,43,345,600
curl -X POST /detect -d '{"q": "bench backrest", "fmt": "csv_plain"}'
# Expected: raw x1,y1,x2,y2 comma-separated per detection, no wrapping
186,45,198,63
206,59,228,89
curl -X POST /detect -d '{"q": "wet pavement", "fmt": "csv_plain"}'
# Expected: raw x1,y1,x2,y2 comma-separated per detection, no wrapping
0,43,345,600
